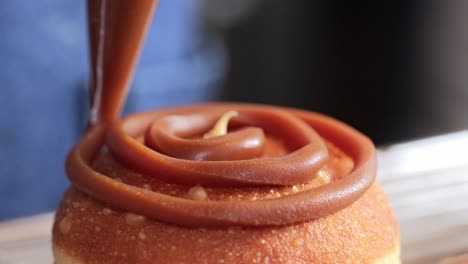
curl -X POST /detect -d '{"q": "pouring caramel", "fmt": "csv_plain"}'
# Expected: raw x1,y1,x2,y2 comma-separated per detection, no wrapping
87,0,157,125
71,1,377,227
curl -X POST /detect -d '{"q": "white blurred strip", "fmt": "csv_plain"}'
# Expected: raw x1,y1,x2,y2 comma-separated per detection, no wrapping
378,130,468,263
0,213,54,263
378,130,468,178
0,212,54,244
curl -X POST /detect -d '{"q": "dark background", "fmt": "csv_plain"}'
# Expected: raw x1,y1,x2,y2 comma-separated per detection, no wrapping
214,0,463,145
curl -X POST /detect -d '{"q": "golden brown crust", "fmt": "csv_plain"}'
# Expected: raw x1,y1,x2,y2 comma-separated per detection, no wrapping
53,182,399,263
53,243,401,264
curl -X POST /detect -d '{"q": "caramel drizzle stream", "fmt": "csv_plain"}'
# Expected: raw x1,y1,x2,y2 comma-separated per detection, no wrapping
87,0,157,125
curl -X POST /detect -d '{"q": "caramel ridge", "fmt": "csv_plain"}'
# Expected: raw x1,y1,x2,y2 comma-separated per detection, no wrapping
66,103,377,227
107,107,329,186
146,113,266,161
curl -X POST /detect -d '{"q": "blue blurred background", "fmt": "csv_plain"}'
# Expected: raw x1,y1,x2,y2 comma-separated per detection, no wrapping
1,0,468,220
0,0,225,220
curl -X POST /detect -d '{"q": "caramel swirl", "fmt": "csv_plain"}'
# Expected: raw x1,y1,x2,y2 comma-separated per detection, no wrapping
107,107,328,186
146,112,266,161
67,103,377,227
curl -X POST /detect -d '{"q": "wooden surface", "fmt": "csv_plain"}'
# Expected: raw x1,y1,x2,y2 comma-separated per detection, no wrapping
1,131,468,263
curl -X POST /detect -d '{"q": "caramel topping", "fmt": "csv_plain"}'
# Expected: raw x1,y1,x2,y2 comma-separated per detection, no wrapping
66,103,377,227
145,112,266,162
108,106,329,186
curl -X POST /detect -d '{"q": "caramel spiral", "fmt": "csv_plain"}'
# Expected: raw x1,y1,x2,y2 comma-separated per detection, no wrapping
67,103,377,227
